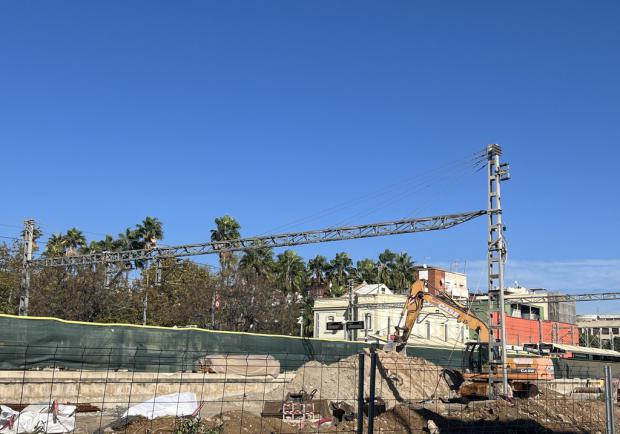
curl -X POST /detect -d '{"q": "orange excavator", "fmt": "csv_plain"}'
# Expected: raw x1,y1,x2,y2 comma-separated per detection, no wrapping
385,279,554,398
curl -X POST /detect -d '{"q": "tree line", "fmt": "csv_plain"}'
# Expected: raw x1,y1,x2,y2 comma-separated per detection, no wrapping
0,215,418,336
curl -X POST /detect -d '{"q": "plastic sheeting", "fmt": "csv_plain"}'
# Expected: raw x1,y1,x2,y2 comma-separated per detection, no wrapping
122,393,198,420
0,315,479,372
0,404,75,434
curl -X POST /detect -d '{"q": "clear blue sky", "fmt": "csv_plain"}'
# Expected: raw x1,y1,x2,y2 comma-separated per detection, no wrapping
1,1,618,313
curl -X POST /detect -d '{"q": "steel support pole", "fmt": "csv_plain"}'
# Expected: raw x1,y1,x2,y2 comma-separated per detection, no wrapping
356,352,364,434
604,365,616,434
495,151,509,395
368,349,378,434
18,219,34,316
487,144,509,396
347,280,354,341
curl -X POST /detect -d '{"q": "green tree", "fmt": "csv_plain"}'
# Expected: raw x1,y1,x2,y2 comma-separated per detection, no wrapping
352,258,378,284
328,252,353,287
87,234,116,253
391,252,415,290
275,250,308,293
137,216,164,249
210,215,241,273
0,243,21,313
300,294,315,337
62,228,87,255
324,284,346,298
308,255,329,286
115,228,141,251
378,249,397,287
44,233,65,257
239,244,275,279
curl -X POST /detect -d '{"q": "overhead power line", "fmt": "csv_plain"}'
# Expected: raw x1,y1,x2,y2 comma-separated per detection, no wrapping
30,210,486,268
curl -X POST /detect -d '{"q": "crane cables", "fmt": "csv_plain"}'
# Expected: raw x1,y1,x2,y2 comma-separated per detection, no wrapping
258,147,488,236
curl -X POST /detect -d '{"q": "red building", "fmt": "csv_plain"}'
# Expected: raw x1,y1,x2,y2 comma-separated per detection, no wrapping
491,312,578,346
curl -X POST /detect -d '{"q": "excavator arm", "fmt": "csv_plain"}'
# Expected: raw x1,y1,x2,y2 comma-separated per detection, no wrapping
389,279,489,352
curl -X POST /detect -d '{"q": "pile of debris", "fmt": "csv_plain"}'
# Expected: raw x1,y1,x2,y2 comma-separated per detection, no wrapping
287,349,450,409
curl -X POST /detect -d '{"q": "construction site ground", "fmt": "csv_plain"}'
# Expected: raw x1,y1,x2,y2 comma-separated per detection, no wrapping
107,395,620,434
4,351,618,433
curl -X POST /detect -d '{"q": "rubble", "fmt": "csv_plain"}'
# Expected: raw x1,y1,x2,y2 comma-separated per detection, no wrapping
288,350,450,409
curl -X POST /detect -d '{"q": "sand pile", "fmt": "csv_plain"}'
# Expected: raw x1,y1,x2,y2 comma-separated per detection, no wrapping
286,350,450,409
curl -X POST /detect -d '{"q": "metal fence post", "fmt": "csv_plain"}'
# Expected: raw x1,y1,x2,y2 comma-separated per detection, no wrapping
604,365,616,434
357,352,364,434
368,348,378,434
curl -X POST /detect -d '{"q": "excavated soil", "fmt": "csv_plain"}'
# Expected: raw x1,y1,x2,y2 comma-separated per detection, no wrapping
288,350,450,409
114,396,619,434
108,352,619,434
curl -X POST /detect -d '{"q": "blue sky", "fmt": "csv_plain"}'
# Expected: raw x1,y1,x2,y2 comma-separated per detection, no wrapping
1,1,618,314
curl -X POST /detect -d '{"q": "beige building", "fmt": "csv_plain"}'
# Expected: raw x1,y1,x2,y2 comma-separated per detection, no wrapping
313,282,468,347
577,314,620,350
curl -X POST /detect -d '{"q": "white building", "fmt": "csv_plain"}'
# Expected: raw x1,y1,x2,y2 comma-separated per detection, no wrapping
312,282,468,347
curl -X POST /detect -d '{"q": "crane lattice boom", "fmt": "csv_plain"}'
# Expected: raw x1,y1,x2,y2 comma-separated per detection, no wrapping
31,210,486,268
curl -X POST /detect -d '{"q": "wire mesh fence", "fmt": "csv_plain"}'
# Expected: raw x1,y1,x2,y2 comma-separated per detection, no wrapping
0,344,618,434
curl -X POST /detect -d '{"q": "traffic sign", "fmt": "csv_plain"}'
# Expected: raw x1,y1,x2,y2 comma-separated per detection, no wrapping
346,321,365,330
326,321,344,331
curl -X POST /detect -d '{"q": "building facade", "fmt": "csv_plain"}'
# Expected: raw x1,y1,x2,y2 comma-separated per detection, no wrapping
469,286,578,346
312,282,468,347
577,314,620,351
412,265,468,300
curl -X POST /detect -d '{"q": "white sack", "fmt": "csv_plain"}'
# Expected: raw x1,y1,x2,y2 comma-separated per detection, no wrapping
0,404,75,434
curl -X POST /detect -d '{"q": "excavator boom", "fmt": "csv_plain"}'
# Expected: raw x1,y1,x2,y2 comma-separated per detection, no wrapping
388,279,488,352
387,279,555,399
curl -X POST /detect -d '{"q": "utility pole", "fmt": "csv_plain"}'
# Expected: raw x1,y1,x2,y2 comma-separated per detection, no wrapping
19,219,35,316
347,279,354,341
143,271,149,326
486,144,510,396
154,259,162,286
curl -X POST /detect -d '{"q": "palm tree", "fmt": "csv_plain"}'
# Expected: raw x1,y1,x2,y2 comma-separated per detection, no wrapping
275,250,308,293
328,252,353,287
96,234,117,252
307,255,329,286
137,217,164,249
324,284,346,298
378,249,397,287
62,228,86,256
210,215,241,273
352,258,378,284
392,252,415,291
115,228,140,251
44,233,65,257
239,244,275,279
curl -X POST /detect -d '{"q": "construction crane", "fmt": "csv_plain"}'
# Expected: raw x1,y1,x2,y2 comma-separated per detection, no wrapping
28,210,486,269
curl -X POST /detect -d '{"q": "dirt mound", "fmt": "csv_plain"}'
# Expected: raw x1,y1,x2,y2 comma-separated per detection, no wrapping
456,390,618,434
287,350,450,409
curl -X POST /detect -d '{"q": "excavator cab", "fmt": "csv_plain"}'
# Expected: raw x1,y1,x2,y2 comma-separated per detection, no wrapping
463,342,498,374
